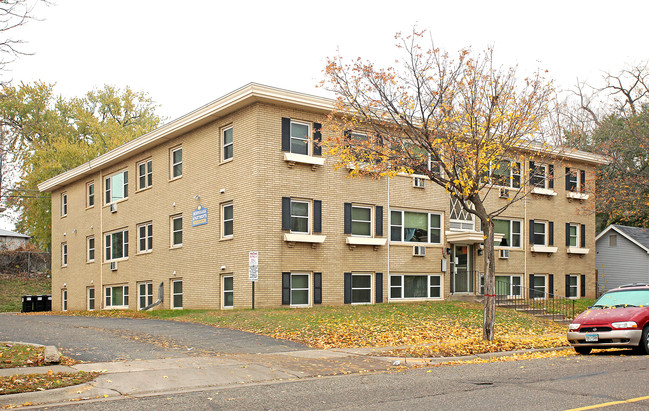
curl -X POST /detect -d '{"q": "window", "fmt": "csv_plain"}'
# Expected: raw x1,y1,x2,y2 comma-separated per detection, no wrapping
532,221,547,245
138,222,153,253
61,242,68,267
62,289,67,311
494,219,521,248
87,287,95,311
351,206,372,237
532,276,546,299
494,275,521,296
87,236,95,262
138,282,153,310
105,170,128,204
491,160,521,188
172,280,183,309
222,126,233,161
137,159,153,190
566,168,585,193
223,276,233,308
449,197,474,231
351,274,372,304
222,203,233,238
105,229,129,261
390,275,442,299
105,285,129,308
290,200,309,234
609,234,617,247
566,275,578,298
290,121,310,155
171,147,182,179
87,182,95,208
290,273,310,306
171,215,183,247
61,193,68,216
568,223,578,247
530,163,547,188
390,210,441,243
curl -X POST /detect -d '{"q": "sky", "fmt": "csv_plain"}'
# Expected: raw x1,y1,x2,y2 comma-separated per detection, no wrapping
2,0,648,230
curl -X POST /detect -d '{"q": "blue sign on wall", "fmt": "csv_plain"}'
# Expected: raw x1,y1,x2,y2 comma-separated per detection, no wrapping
192,206,208,227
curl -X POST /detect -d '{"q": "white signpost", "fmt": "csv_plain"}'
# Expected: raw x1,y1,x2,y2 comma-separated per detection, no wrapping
249,251,258,309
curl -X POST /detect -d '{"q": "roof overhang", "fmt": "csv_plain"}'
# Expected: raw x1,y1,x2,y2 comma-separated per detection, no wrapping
595,225,649,254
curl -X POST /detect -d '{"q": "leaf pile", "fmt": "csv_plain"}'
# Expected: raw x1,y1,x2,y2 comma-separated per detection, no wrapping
0,344,43,369
0,371,96,395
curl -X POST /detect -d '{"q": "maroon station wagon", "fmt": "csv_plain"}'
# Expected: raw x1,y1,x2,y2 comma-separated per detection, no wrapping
568,284,649,355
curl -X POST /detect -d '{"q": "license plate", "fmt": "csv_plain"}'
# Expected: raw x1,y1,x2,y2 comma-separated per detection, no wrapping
585,333,599,342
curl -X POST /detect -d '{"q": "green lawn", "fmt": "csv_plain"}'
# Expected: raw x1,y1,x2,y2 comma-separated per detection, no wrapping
0,273,51,312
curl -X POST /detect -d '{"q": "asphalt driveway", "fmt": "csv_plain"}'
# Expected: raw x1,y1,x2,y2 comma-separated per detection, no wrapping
0,314,308,362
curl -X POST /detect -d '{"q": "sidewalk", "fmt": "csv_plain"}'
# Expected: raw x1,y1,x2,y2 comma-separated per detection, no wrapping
0,346,570,409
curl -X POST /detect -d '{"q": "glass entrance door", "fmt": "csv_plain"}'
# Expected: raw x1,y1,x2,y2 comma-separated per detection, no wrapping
453,244,473,293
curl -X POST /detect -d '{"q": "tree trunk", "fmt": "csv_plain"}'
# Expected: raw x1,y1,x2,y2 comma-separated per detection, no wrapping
482,218,496,341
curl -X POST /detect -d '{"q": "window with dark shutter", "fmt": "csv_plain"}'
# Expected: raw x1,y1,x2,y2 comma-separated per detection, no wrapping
313,273,322,304
313,200,322,233
344,273,352,304
375,273,383,303
282,272,290,305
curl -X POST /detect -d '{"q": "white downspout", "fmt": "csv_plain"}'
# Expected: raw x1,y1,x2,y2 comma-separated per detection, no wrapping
386,176,390,301
524,187,528,292
99,170,103,311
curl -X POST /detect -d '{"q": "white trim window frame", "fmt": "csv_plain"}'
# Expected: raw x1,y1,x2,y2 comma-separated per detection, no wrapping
62,289,67,312
61,192,68,217
222,126,233,162
531,163,549,189
390,210,442,244
105,169,128,204
86,182,95,208
494,275,522,297
138,222,153,253
171,215,183,248
531,275,547,299
222,275,233,308
494,219,522,248
290,272,310,307
532,221,547,246
138,281,153,310
222,203,233,238
105,285,129,308
351,273,373,304
170,146,183,179
61,242,68,267
290,120,311,155
87,287,95,311
171,279,183,309
87,236,95,262
351,205,372,237
105,229,129,262
568,223,579,247
491,160,521,188
137,158,153,191
290,199,310,234
567,275,579,298
389,275,442,300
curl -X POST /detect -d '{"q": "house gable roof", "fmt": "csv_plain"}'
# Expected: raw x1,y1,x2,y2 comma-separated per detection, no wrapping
0,228,30,239
596,224,649,254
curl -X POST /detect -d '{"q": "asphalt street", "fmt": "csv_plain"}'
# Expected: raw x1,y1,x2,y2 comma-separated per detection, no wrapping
0,314,308,362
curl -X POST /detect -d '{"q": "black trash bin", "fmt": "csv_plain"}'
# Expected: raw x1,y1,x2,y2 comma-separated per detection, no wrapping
45,295,52,311
34,295,46,312
21,295,33,313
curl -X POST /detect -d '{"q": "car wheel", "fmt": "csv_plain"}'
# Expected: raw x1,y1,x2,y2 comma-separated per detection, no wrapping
574,347,592,355
636,326,649,355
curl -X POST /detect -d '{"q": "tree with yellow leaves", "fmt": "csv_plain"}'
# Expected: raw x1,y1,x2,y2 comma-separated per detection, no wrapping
322,30,555,340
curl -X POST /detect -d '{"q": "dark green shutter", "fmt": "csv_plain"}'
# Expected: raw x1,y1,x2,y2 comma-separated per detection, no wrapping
281,118,291,152
580,170,586,192
282,272,291,305
548,164,554,189
529,274,535,298
344,203,352,234
565,222,571,246
375,273,383,303
314,273,322,304
581,224,586,248
529,219,535,245
313,200,322,233
565,274,570,297
376,206,383,237
548,221,554,246
281,197,291,230
581,274,586,297
313,122,322,156
549,274,554,298
344,273,352,304
565,167,571,190
529,161,535,183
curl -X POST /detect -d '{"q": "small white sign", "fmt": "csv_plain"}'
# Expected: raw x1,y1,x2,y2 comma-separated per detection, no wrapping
248,251,259,282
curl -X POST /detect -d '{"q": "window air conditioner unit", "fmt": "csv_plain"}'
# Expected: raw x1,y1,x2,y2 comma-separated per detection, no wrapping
413,246,426,256
499,249,510,259
110,261,118,271
499,187,509,198
413,177,425,188
110,203,117,213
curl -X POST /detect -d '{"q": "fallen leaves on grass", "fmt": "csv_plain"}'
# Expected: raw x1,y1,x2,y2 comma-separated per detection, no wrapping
0,344,43,369
0,371,97,395
429,348,576,367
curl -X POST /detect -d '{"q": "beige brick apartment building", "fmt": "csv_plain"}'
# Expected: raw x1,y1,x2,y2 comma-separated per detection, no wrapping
38,83,606,311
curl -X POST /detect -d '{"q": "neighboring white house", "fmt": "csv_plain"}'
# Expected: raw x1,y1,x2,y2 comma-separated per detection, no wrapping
0,228,30,250
596,224,649,294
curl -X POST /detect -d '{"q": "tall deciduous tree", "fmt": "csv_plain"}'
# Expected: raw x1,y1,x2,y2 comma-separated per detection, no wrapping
322,31,554,340
1,82,163,249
